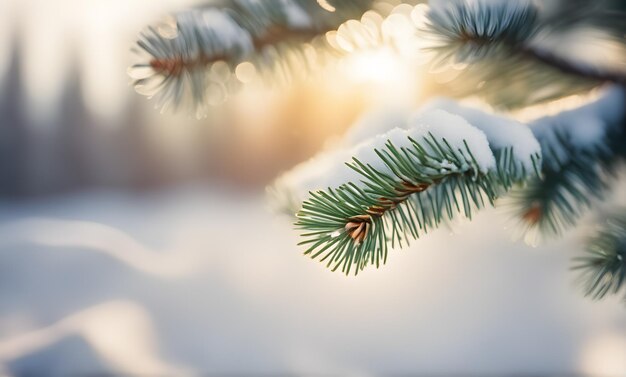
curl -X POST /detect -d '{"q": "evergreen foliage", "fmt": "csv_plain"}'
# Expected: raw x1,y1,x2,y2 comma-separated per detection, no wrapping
419,0,626,108
131,0,626,301
129,0,374,116
510,128,625,239
296,132,538,274
574,211,626,300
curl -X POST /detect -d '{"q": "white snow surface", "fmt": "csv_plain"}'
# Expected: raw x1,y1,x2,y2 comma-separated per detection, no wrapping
0,187,625,376
422,98,541,173
408,109,496,172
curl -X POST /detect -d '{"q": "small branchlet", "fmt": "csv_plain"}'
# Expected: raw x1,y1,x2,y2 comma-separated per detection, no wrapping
418,0,626,108
573,212,626,300
510,127,624,239
419,0,539,63
130,0,375,116
344,181,430,242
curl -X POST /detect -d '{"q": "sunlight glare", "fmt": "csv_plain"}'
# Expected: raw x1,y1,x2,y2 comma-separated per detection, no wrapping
343,48,403,85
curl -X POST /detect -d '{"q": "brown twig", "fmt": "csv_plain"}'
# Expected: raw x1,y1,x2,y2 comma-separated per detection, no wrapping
344,181,430,243
521,45,626,85
149,26,325,76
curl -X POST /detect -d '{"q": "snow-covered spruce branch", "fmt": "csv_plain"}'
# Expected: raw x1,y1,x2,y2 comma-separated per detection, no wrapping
129,0,373,116
279,108,541,275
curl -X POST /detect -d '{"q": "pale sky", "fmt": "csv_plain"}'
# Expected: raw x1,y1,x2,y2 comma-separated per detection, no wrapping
0,0,202,121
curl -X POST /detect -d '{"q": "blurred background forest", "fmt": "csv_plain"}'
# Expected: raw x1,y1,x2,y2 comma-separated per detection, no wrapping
0,0,624,376
0,0,391,197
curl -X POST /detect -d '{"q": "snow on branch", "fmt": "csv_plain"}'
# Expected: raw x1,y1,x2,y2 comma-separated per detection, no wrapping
530,86,626,163
272,98,542,213
421,97,541,179
272,100,542,274
273,87,621,276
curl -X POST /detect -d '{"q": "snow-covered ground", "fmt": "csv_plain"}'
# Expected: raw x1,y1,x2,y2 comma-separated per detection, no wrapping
0,186,623,376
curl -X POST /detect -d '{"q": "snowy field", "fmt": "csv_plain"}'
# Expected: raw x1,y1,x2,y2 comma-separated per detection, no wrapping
0,186,624,376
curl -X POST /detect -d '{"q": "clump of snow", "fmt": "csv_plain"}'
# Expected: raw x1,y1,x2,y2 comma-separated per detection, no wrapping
421,97,541,174
271,107,411,211
349,127,415,178
345,107,496,176
530,85,625,163
408,109,496,173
